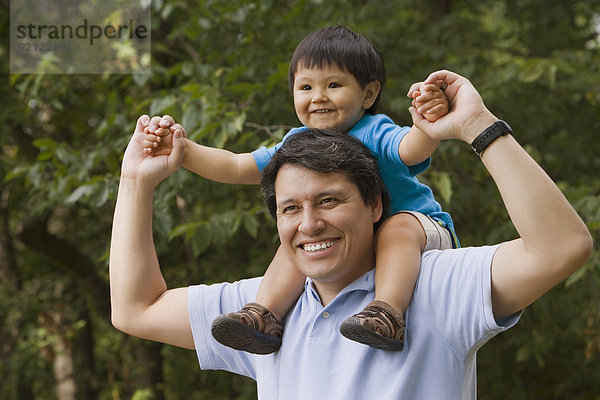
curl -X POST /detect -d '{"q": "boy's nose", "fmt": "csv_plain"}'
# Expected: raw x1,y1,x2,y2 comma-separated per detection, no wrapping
311,88,327,103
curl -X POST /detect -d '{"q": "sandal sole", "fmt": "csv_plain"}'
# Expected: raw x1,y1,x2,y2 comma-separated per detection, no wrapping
339,319,404,351
211,315,282,355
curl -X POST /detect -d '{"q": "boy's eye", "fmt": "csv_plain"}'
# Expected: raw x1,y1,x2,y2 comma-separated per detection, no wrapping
328,82,341,88
299,84,311,91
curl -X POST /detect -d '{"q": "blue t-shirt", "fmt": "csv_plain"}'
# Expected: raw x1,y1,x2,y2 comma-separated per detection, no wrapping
252,114,455,232
188,245,520,399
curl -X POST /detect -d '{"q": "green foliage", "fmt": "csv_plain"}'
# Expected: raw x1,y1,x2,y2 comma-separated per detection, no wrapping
2,0,599,398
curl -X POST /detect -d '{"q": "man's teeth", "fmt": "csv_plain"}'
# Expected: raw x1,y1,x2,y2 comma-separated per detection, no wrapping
304,241,335,252
314,110,330,113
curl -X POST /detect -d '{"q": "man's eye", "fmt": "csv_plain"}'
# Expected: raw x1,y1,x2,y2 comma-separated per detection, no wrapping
321,198,336,205
283,205,299,213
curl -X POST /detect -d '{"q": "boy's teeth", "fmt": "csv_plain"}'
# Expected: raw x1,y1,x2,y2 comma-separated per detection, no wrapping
304,240,335,252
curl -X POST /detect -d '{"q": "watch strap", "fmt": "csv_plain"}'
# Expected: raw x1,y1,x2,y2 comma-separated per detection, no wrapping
470,120,512,156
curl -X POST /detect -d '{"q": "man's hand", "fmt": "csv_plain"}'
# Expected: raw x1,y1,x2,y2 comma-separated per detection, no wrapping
406,70,497,144
121,115,186,189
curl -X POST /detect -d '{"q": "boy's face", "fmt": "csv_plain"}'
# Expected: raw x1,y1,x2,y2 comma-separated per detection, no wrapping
292,65,379,133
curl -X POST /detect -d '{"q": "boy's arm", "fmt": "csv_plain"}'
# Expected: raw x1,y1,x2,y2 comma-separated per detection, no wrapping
145,116,261,185
399,82,447,166
183,139,261,185
398,125,440,167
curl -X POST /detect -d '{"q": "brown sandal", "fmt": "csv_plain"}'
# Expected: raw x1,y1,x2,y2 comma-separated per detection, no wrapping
211,302,283,354
339,300,405,351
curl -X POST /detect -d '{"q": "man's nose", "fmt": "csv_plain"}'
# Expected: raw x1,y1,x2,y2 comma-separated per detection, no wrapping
298,208,325,234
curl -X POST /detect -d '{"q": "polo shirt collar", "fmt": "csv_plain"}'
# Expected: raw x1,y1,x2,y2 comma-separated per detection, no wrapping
304,268,376,304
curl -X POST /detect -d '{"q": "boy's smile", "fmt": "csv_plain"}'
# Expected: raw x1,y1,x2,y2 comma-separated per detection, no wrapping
293,65,380,133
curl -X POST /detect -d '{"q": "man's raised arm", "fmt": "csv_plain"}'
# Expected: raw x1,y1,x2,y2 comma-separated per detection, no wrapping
109,115,195,349
410,70,593,320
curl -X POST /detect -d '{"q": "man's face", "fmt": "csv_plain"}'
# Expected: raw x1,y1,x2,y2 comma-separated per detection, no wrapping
274,165,382,298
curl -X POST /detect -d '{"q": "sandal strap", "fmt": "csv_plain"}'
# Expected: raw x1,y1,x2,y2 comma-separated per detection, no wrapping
354,300,405,341
234,303,262,330
232,302,284,339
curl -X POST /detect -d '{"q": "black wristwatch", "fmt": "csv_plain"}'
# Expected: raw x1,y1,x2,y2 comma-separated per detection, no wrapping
470,120,512,156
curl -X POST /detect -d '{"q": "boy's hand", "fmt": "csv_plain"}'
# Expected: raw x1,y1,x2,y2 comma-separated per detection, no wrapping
143,115,187,157
408,81,449,122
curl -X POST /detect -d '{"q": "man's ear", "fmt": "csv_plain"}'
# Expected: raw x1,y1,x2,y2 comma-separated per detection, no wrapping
362,81,381,109
370,195,383,223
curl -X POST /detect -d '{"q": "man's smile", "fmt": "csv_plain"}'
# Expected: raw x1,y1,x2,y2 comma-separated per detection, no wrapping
300,239,340,253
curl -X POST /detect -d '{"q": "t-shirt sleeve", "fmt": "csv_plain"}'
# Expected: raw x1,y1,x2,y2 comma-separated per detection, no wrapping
412,245,521,359
251,127,307,172
354,116,430,177
187,277,262,378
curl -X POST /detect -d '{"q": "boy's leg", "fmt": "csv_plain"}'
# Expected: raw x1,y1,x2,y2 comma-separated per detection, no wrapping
373,212,426,315
255,245,307,322
211,245,306,354
340,212,452,351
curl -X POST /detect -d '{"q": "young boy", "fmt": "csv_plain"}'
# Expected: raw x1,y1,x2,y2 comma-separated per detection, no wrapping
144,26,457,353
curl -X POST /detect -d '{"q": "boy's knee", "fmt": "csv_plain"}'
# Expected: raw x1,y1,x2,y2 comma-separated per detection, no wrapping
376,212,426,243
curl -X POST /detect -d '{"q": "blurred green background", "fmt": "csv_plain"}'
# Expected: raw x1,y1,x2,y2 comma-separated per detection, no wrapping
2,0,599,398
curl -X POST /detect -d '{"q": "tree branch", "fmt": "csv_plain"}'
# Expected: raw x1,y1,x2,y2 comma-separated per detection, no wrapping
18,218,110,318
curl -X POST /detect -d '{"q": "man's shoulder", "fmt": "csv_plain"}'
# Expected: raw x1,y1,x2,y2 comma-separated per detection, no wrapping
419,245,499,271
188,276,263,310
408,245,511,357
414,246,500,296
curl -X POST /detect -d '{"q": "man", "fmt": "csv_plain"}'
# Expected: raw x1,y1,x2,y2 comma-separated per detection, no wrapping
110,70,592,399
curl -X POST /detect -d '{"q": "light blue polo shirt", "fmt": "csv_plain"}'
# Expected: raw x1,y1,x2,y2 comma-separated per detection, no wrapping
188,244,520,399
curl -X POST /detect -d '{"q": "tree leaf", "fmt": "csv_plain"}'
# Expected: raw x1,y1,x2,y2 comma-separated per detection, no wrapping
65,185,94,204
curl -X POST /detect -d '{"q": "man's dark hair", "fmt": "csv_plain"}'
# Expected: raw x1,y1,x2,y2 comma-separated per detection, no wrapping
260,129,390,228
288,25,386,115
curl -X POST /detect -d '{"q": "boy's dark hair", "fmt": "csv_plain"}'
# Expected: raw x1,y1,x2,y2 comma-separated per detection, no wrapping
288,26,386,114
260,129,390,229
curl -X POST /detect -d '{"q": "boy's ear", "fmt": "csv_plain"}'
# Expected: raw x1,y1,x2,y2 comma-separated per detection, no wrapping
362,81,381,109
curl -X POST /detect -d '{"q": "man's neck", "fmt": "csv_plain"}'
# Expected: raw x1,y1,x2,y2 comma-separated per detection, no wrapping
312,266,374,306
